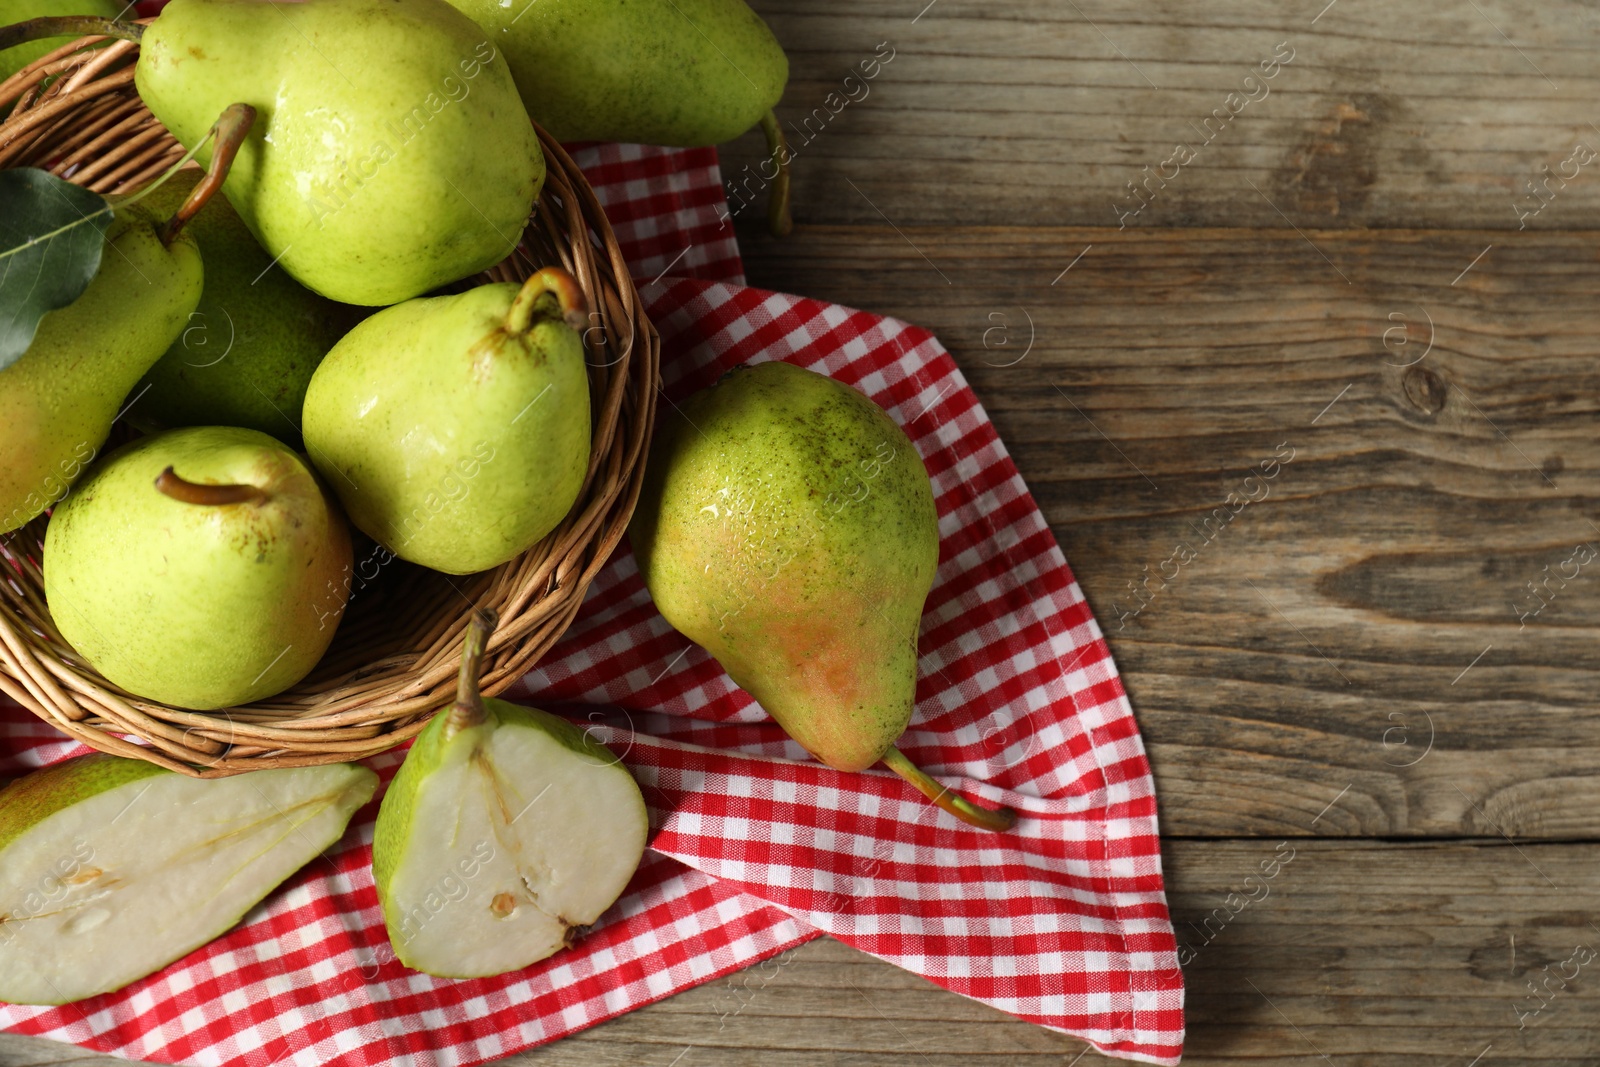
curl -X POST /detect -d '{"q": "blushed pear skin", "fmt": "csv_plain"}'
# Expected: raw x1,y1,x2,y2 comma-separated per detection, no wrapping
630,362,1018,831
630,361,939,771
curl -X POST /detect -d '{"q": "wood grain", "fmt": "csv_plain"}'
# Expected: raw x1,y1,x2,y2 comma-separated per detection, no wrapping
9,3,1600,1063
6,841,1598,1065
8,223,1599,1067
724,0,1600,231
738,223,1600,840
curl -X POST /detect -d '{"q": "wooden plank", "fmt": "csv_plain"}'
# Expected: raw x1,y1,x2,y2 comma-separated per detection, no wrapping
7,218,1593,1059
738,223,1600,839
7,841,1598,1065
723,0,1600,230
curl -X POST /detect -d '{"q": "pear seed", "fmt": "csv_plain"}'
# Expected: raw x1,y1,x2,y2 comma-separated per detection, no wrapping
62,907,111,935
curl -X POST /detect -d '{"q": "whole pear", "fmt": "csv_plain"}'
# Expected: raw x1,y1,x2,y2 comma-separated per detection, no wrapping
124,170,363,449
43,426,353,710
0,0,120,83
630,361,1015,831
440,0,791,233
0,205,200,535
373,611,647,977
134,0,544,305
0,754,375,1004
443,0,785,147
302,268,590,575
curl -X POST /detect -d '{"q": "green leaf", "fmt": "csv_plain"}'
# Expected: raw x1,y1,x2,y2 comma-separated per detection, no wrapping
0,168,114,371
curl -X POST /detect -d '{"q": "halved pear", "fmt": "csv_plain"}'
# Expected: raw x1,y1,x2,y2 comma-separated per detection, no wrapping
0,755,376,1005
373,610,648,978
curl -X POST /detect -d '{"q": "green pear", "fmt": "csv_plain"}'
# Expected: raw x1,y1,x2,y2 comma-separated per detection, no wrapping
124,170,364,450
0,0,121,84
630,362,1015,831
0,754,376,1004
440,0,792,233
302,268,591,575
443,0,784,146
0,205,200,535
0,103,254,536
134,0,544,306
43,425,353,710
373,611,647,978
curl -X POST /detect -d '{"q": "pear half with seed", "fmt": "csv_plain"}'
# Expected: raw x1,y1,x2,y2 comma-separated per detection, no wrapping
0,755,376,1004
373,610,648,978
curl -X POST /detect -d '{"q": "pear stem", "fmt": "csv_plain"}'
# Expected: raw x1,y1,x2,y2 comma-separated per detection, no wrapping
158,103,256,247
0,15,142,51
880,746,1018,833
442,608,498,740
153,467,269,507
505,267,587,335
760,111,793,238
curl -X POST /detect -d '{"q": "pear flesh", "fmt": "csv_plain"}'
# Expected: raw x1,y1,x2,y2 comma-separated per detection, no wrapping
373,616,648,978
0,206,200,535
43,425,353,710
302,273,591,575
375,706,647,977
0,755,376,1005
134,0,545,306
443,0,787,147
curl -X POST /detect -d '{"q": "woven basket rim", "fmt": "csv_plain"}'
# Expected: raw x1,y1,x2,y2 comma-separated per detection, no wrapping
0,30,661,777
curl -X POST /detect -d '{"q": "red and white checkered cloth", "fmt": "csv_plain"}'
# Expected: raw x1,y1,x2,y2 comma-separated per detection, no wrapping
0,143,1185,1065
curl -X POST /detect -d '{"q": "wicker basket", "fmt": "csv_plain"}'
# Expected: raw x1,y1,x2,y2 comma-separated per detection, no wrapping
0,28,660,776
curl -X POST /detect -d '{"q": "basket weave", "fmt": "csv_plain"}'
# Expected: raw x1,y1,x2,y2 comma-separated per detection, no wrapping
0,28,661,776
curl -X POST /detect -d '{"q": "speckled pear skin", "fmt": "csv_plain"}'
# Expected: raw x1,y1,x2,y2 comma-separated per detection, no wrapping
629,361,940,772
0,206,201,535
442,0,786,146
0,755,168,856
43,426,354,710
134,0,544,306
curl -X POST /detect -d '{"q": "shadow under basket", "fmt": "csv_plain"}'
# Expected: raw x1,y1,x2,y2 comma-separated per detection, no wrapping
0,30,661,776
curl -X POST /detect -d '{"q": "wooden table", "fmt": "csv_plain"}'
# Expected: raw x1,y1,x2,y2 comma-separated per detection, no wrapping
7,1,1599,1063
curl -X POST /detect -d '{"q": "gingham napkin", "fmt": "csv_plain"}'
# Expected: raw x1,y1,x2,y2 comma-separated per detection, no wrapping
0,143,1185,1065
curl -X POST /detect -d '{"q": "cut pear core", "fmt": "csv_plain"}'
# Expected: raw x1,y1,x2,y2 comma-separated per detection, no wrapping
0,762,375,1005
380,711,648,978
